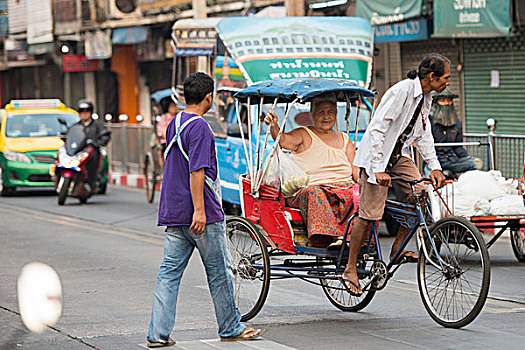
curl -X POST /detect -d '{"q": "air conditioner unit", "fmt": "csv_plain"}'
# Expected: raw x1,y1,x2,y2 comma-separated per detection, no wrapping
108,0,142,19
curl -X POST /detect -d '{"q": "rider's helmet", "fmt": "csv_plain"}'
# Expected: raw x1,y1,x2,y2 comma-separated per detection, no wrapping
77,99,94,113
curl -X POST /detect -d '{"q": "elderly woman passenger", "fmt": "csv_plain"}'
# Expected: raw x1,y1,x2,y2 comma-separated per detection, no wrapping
264,94,360,247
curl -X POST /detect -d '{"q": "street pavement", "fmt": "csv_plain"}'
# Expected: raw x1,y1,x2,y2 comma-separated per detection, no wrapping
1,186,524,350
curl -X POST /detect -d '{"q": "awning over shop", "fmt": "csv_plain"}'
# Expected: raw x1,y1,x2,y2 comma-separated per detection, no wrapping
174,47,213,56
112,27,148,45
356,0,422,25
434,0,511,38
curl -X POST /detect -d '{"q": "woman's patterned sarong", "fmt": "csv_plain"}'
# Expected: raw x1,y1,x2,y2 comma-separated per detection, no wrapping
286,182,358,247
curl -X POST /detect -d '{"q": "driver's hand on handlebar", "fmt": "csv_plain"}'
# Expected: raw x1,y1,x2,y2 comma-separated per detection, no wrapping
374,172,391,187
263,110,278,127
429,169,446,189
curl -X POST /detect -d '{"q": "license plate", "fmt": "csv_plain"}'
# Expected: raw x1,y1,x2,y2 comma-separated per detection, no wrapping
49,164,56,176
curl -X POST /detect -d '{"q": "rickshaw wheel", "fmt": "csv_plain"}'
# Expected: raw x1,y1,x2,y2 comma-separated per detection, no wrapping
317,257,376,312
418,216,490,328
144,153,156,203
511,228,525,262
226,217,271,322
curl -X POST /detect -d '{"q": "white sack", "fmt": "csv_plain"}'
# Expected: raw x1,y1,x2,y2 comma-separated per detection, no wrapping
453,194,490,217
489,195,525,216
456,170,506,201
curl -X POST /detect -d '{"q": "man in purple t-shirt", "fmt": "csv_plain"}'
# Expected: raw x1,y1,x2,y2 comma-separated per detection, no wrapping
146,73,263,348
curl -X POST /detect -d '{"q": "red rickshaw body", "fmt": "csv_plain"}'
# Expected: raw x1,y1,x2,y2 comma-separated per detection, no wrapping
240,175,302,254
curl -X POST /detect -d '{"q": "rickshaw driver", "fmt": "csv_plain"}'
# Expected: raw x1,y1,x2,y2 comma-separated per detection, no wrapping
344,54,448,296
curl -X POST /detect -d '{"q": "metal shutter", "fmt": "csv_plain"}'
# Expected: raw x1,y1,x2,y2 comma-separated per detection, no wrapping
401,39,463,121
39,62,64,100
463,30,525,135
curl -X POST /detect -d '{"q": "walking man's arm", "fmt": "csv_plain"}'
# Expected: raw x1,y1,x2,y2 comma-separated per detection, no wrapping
190,169,206,235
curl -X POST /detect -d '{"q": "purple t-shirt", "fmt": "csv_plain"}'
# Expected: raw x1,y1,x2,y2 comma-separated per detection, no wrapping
158,112,224,226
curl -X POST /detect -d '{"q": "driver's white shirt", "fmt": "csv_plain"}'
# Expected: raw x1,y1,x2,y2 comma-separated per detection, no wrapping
354,77,441,184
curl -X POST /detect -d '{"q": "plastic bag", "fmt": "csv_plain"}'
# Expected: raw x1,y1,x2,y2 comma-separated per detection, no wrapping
278,149,309,197
261,153,280,189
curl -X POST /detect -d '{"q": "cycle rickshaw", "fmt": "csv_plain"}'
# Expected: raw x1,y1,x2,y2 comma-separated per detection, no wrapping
226,78,491,328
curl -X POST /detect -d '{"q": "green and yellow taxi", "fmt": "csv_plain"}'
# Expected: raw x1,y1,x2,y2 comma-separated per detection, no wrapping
0,99,79,196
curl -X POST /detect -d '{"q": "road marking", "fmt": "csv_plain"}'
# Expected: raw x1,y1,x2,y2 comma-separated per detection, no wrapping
139,338,298,349
0,203,164,246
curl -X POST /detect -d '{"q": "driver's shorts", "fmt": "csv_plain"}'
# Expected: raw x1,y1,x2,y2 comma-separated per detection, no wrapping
358,157,424,221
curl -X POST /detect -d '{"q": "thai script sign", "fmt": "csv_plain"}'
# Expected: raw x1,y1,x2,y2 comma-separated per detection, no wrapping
374,18,429,43
356,0,422,25
434,0,511,37
63,55,98,72
217,17,373,87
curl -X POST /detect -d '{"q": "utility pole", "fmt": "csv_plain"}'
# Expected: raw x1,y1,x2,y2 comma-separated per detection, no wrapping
193,0,208,73
285,0,305,16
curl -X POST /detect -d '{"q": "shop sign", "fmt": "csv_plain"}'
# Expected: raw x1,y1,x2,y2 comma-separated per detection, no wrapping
374,17,428,43
63,55,99,72
218,17,374,87
434,0,511,37
85,30,112,59
112,27,148,45
356,0,422,25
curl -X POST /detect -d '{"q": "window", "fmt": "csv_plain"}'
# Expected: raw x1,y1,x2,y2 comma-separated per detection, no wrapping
313,36,320,44
245,41,251,46
364,42,370,48
306,47,313,52
282,36,290,44
316,47,322,52
272,37,279,44
333,48,340,53
248,49,254,54
322,37,327,44
286,47,294,52
358,49,365,55
342,48,348,53
5,113,79,138
256,48,263,53
292,37,299,44
238,50,245,56
263,38,270,45
356,40,363,46
266,48,274,53
276,47,283,53
235,42,242,47
329,37,334,44
297,47,304,52
347,39,353,45
323,47,331,52
254,40,260,45
350,48,356,53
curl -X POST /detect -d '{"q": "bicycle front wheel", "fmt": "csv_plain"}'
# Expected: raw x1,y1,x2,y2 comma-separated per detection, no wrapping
418,216,490,328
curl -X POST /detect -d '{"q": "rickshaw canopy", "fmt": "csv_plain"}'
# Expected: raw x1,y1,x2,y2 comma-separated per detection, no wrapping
233,78,375,104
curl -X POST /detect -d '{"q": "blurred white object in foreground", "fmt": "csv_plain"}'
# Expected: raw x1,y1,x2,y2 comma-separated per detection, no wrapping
17,262,62,333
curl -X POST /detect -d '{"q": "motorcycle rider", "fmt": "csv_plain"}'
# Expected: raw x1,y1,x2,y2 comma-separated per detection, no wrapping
75,100,111,191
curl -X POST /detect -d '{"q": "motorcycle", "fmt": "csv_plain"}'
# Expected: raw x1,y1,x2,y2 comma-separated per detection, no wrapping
53,120,110,205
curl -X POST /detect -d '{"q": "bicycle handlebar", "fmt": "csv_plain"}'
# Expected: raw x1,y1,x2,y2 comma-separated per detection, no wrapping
389,177,431,185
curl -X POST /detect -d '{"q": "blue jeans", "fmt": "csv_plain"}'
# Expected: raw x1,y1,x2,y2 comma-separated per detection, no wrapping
147,221,245,342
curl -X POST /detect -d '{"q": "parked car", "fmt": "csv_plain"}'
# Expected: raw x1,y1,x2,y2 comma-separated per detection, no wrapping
0,99,81,195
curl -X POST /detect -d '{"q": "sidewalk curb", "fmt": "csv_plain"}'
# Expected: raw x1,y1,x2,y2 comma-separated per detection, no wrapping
109,172,146,189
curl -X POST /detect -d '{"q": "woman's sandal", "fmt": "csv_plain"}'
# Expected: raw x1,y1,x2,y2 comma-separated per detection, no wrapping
327,237,348,250
220,327,266,342
339,277,364,297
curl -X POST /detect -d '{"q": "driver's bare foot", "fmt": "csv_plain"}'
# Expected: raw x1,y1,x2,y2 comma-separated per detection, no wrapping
389,250,418,262
342,271,363,296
